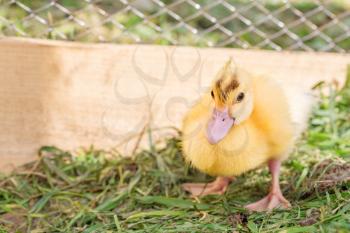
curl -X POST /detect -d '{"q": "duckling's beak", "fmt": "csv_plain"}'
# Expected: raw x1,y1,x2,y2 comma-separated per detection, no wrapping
206,107,235,144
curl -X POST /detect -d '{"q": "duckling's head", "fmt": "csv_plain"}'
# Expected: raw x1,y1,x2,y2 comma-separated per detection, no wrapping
206,58,254,144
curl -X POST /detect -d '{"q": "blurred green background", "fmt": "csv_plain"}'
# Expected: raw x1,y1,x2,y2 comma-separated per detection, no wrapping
0,0,349,51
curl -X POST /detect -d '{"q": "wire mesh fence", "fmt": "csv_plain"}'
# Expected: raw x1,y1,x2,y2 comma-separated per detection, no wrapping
1,0,349,52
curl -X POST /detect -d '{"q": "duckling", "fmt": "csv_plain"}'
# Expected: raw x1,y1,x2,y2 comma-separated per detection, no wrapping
181,58,314,211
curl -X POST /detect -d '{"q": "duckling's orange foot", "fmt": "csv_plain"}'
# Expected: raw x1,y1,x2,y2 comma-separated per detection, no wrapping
245,191,291,212
182,177,232,197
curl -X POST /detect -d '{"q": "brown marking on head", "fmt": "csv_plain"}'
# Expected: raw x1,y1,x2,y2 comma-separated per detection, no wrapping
224,79,239,95
214,79,225,101
215,79,223,89
212,78,240,107
212,57,240,107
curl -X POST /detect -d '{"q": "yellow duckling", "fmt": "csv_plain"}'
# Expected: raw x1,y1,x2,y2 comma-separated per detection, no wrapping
181,58,314,211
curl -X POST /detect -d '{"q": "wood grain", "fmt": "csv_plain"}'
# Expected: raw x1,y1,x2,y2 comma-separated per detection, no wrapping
0,37,348,172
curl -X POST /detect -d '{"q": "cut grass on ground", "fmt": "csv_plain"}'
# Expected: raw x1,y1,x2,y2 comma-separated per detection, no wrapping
0,70,350,232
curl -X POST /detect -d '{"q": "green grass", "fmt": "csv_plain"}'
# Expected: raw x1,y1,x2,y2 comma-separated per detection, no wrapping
0,69,349,232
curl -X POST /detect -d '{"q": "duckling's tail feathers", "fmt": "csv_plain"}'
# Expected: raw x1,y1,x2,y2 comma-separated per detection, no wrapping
281,84,316,138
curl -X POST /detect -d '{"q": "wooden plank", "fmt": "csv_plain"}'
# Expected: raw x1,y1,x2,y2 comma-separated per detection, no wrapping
0,37,349,172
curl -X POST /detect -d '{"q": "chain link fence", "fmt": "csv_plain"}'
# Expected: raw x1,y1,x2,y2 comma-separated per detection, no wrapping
1,0,349,52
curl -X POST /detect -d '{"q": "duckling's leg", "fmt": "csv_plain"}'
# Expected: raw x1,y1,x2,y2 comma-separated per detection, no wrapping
245,159,291,212
182,177,233,197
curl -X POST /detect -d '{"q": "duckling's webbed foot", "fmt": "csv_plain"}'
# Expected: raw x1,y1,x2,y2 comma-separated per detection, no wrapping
245,190,291,212
182,177,233,197
245,159,291,212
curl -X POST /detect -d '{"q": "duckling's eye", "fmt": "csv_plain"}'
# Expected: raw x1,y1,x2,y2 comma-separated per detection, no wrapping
211,90,214,99
236,92,245,102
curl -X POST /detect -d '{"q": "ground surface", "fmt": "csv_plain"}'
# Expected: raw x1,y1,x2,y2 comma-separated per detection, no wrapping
0,70,349,232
